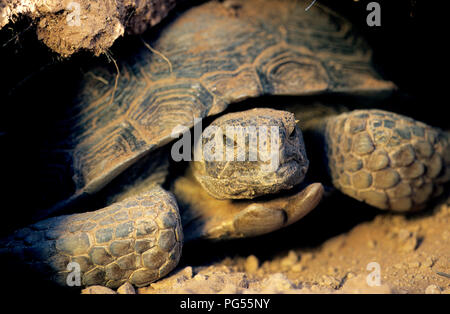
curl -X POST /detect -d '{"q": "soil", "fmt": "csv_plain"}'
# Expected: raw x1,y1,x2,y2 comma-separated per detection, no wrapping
80,193,450,294
137,196,450,294
0,0,179,56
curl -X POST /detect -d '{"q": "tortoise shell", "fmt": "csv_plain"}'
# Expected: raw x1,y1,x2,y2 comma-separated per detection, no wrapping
64,0,394,201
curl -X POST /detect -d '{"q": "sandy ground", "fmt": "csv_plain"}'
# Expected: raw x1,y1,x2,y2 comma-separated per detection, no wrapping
83,194,450,294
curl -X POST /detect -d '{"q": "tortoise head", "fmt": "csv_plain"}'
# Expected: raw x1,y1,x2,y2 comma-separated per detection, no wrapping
192,108,309,200
174,108,322,241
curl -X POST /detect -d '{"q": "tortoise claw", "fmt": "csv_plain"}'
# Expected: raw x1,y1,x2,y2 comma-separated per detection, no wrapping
174,172,323,241
232,183,324,237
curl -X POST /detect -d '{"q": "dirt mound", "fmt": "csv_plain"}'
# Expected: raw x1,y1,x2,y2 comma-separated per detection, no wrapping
0,0,178,56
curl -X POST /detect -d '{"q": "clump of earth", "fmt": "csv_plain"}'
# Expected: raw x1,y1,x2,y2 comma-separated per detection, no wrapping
83,195,450,294
0,0,178,56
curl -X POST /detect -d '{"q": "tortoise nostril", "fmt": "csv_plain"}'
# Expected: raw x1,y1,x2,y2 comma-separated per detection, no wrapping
280,209,288,225
289,127,297,138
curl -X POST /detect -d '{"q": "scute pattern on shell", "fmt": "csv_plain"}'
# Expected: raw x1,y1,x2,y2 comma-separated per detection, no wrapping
325,110,450,211
0,187,183,288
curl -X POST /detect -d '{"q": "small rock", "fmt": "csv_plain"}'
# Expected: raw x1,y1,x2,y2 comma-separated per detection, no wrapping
400,237,418,252
117,282,135,294
81,286,116,294
407,261,420,269
425,285,441,294
300,252,314,263
281,250,298,268
261,273,294,292
397,229,411,241
395,229,419,252
269,261,281,272
194,273,207,281
394,263,404,269
291,264,305,272
346,272,355,279
288,250,298,262
327,266,338,275
179,266,194,279
244,255,259,273
422,256,435,268
322,275,341,289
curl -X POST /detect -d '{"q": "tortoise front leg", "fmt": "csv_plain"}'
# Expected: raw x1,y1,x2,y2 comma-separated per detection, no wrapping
174,171,323,241
323,109,450,212
0,187,182,289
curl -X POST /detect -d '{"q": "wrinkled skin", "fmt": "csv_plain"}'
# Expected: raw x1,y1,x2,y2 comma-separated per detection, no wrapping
193,108,309,200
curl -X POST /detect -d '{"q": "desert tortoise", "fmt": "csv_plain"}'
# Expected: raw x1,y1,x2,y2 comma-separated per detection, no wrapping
1,0,448,290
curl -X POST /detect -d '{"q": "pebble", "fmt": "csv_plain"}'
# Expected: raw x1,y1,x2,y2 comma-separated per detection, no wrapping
394,263,404,270
400,236,418,252
269,261,280,272
281,250,298,268
291,264,305,272
327,266,338,275
81,285,117,294
425,285,441,294
261,273,294,292
300,252,314,263
321,275,341,289
367,239,377,249
194,274,207,281
407,261,420,269
397,229,411,241
244,255,259,273
395,229,420,253
117,282,135,294
422,256,435,268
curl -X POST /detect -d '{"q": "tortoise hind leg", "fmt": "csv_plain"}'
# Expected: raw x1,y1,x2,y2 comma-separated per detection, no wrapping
0,186,182,289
